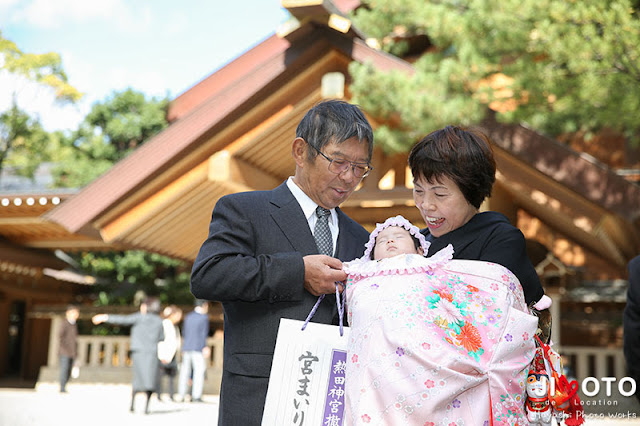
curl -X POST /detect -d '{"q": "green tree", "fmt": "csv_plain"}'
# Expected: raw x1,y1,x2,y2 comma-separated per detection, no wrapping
1,30,81,102
0,102,50,179
51,88,192,306
0,31,82,179
75,250,194,307
51,88,169,187
349,0,640,152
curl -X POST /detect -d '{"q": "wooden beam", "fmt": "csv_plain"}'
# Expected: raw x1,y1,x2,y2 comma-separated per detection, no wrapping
22,240,118,250
340,205,424,228
593,215,640,260
0,217,49,225
100,161,211,243
225,105,295,155
0,280,76,300
494,145,608,223
342,187,414,207
497,175,626,266
209,150,281,190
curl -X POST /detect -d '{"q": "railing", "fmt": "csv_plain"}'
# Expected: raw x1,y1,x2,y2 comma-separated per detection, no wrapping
560,345,627,380
44,316,629,396
64,340,623,381
48,333,224,370
50,338,624,380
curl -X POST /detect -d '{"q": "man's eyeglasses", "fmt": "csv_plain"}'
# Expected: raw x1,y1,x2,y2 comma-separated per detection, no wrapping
306,141,373,179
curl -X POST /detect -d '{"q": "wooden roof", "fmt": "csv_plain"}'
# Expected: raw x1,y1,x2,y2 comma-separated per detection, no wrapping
0,192,110,251
0,192,107,293
482,115,640,266
44,3,412,261
32,0,640,270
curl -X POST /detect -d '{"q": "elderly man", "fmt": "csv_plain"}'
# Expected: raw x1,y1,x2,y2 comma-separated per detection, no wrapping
191,99,374,424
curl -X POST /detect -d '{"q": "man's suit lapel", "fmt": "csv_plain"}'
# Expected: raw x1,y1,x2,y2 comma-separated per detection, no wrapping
269,182,317,255
335,207,364,262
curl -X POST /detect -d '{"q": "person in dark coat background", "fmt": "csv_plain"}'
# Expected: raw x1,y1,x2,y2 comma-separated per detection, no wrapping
177,299,209,403
59,304,79,393
624,255,640,402
92,296,164,414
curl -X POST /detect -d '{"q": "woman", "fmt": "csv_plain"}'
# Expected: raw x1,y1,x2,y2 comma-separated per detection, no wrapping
92,296,164,414
157,304,182,401
408,125,549,309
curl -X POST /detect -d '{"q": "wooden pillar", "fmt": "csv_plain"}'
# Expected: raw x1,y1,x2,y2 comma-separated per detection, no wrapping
0,297,9,377
78,338,90,366
392,153,408,188
549,290,562,347
104,340,115,367
48,316,62,367
89,337,101,366
485,183,517,224
20,297,32,379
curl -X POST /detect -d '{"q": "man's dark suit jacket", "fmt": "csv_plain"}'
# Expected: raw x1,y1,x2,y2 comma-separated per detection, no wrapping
191,182,369,425
624,255,640,401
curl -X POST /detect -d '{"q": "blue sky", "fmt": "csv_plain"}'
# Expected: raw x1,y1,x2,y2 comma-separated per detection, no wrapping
0,0,290,131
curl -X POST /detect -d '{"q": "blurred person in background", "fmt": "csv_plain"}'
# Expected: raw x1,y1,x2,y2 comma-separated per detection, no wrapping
92,296,164,414
59,304,79,393
177,299,210,403
157,305,182,401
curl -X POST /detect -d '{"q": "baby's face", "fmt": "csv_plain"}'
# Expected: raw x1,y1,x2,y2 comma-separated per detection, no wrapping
373,226,421,260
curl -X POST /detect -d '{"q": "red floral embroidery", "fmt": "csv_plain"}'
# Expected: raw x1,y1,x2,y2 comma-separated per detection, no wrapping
434,289,453,302
457,323,482,353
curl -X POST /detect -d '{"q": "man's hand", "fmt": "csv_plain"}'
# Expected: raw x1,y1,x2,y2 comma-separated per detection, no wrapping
303,255,347,296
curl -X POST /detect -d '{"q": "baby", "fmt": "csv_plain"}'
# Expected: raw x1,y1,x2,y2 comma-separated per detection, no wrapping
368,215,427,260
343,215,538,425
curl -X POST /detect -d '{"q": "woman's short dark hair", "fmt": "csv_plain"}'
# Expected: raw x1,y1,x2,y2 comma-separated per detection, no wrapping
408,125,496,209
296,99,374,161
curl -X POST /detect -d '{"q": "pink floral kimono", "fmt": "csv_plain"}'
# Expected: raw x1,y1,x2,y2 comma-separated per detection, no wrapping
344,246,538,425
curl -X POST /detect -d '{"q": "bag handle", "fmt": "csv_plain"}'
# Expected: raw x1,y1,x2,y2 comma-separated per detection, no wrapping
301,281,346,336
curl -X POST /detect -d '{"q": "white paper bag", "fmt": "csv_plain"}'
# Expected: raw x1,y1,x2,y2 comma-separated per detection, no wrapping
262,318,350,426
